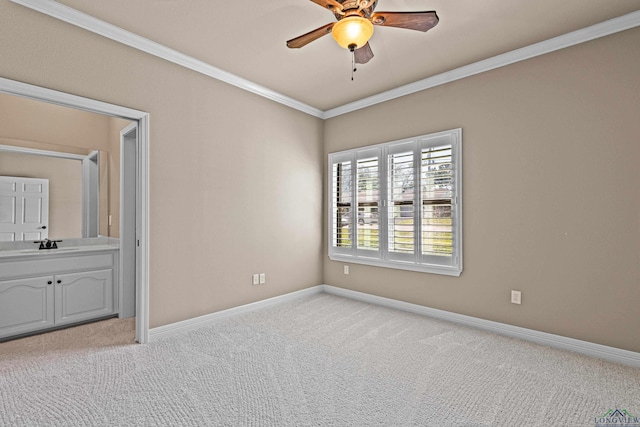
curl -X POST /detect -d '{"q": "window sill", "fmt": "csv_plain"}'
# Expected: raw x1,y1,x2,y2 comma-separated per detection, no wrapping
329,254,462,277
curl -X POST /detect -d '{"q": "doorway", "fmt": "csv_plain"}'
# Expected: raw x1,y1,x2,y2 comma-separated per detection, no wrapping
0,76,150,343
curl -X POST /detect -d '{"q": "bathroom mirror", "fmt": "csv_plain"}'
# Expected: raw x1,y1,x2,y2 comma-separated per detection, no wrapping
0,92,133,242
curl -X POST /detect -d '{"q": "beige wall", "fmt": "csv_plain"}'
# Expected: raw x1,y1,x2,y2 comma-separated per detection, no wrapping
324,28,640,353
0,0,324,328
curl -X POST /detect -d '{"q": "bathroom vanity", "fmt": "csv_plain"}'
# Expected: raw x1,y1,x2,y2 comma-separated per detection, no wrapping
0,241,119,341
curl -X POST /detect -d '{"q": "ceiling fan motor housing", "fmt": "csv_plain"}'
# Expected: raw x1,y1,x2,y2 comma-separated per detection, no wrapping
333,0,378,19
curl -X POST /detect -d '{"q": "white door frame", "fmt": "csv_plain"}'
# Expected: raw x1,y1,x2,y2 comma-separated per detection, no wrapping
119,122,137,320
0,76,150,343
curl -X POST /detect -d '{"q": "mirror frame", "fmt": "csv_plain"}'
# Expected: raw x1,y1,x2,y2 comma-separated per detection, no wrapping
0,144,100,239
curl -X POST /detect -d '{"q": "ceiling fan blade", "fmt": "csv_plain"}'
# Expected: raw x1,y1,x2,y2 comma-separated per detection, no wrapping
371,11,439,32
310,0,344,12
286,23,335,49
355,42,374,64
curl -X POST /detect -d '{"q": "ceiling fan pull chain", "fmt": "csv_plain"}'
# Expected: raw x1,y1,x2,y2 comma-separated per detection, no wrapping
351,47,357,81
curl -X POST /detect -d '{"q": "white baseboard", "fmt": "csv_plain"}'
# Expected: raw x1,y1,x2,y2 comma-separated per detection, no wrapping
148,283,640,368
321,284,640,368
148,286,324,342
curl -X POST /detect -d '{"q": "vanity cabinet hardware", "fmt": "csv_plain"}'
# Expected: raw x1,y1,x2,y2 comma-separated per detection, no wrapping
47,281,52,285
57,280,62,284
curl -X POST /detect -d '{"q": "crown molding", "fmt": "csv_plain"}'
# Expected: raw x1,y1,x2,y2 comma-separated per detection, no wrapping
10,1,640,120
9,0,324,118
323,10,640,118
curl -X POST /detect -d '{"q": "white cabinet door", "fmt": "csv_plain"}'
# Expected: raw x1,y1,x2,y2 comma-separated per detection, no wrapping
0,276,54,339
0,176,49,242
54,269,114,326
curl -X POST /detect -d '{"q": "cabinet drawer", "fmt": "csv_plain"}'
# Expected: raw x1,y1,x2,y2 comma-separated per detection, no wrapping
0,252,115,280
0,276,54,339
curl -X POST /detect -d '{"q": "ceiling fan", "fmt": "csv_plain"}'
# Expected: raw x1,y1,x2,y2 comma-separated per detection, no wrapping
286,0,439,64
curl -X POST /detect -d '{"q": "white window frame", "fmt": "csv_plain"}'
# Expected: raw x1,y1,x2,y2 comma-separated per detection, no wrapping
328,128,462,277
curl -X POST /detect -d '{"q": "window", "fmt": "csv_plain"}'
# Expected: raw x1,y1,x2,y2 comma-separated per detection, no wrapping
328,129,462,276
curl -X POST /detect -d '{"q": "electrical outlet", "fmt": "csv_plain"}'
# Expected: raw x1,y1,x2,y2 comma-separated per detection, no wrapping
259,273,266,284
252,274,259,286
343,265,349,275
511,290,522,305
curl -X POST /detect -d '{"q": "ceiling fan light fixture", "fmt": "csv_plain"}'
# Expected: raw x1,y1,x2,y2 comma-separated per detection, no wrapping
331,16,374,50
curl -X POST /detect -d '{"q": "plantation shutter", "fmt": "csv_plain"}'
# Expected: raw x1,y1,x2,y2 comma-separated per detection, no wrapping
356,151,380,254
330,154,354,254
421,143,454,263
387,142,416,262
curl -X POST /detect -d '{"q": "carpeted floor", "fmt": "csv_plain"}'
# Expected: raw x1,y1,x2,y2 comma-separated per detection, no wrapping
1,293,639,426
0,317,136,361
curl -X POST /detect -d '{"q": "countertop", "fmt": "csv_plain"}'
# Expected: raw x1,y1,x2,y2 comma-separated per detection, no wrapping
0,238,119,260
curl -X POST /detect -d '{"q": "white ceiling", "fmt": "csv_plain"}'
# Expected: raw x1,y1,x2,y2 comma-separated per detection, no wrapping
50,0,640,111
